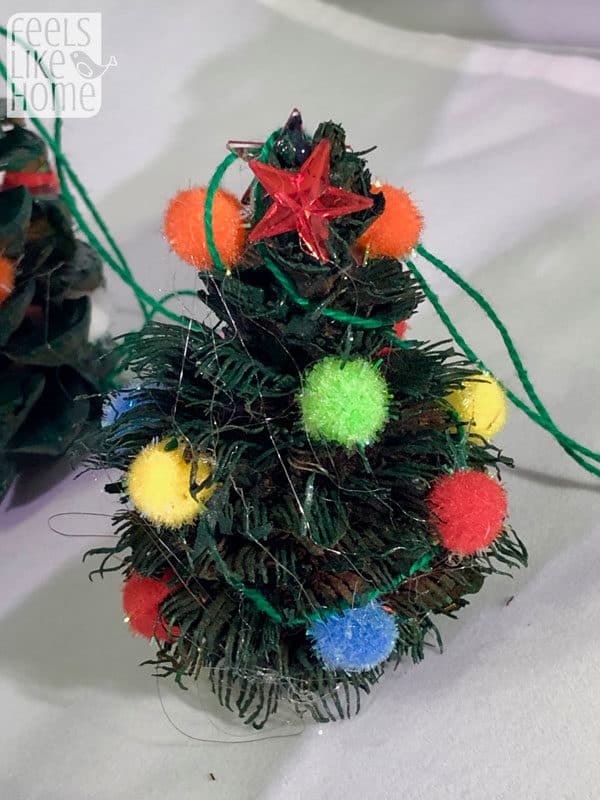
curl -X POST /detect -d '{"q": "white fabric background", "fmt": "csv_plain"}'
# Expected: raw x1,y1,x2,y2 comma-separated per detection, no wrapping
1,2,600,798
324,0,600,51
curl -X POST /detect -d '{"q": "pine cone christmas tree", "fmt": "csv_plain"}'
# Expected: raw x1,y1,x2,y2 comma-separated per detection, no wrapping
90,111,526,727
0,111,110,500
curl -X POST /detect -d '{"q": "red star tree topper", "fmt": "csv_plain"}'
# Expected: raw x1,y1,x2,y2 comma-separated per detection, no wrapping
248,138,373,263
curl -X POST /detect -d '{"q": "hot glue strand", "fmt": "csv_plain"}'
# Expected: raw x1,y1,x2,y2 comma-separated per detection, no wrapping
262,257,309,306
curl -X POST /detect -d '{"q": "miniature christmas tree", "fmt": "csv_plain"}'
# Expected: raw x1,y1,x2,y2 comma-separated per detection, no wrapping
0,110,109,500
90,111,526,727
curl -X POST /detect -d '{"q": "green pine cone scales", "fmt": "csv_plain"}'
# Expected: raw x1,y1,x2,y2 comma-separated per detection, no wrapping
0,120,110,501
89,116,527,727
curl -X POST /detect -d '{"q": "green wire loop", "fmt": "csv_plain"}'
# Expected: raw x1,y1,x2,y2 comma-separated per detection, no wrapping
261,252,412,336
204,152,238,273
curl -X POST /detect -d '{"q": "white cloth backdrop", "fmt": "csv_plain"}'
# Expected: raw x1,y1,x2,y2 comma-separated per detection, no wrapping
1,2,600,798
323,0,600,51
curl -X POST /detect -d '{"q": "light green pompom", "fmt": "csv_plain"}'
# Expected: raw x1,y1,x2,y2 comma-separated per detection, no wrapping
299,357,390,448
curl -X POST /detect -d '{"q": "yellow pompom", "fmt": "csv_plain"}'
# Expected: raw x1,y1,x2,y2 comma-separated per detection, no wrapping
127,438,215,528
445,373,507,440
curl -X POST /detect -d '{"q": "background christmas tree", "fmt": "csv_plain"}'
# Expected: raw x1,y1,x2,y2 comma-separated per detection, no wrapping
91,111,526,727
0,108,110,500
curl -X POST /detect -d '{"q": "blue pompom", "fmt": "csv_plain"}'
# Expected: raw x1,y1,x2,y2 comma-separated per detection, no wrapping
308,601,398,673
101,388,141,428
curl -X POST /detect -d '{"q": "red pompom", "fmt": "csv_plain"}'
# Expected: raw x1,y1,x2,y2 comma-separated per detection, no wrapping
122,571,180,641
2,170,60,194
377,319,409,358
357,184,423,258
393,319,408,339
163,186,246,270
427,470,507,556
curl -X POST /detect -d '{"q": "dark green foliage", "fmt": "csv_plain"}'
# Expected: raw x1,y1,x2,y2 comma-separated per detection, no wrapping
0,118,109,500
89,116,526,727
0,124,52,172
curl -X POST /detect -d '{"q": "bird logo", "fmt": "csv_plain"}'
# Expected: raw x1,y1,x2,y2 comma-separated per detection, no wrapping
70,51,117,80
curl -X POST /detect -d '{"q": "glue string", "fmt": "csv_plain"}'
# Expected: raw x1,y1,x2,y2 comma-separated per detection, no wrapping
48,512,115,538
155,676,304,743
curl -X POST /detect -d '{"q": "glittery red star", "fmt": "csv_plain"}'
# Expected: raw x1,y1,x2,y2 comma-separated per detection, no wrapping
248,138,373,262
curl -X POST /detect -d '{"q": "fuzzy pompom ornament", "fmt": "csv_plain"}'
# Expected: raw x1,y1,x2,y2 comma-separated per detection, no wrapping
428,470,507,555
357,183,423,258
164,187,246,270
309,602,398,673
0,256,15,304
377,319,409,358
122,571,180,641
300,356,389,448
393,319,408,339
445,373,507,440
127,438,215,528
102,388,140,428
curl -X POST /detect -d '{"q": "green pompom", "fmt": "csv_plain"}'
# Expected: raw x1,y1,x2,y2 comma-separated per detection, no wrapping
300,357,389,448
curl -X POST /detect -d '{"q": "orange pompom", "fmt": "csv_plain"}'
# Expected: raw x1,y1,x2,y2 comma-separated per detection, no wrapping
0,256,16,304
358,184,423,258
163,187,246,271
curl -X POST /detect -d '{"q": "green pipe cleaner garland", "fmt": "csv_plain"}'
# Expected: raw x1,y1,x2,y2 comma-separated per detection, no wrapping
1,28,598,481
